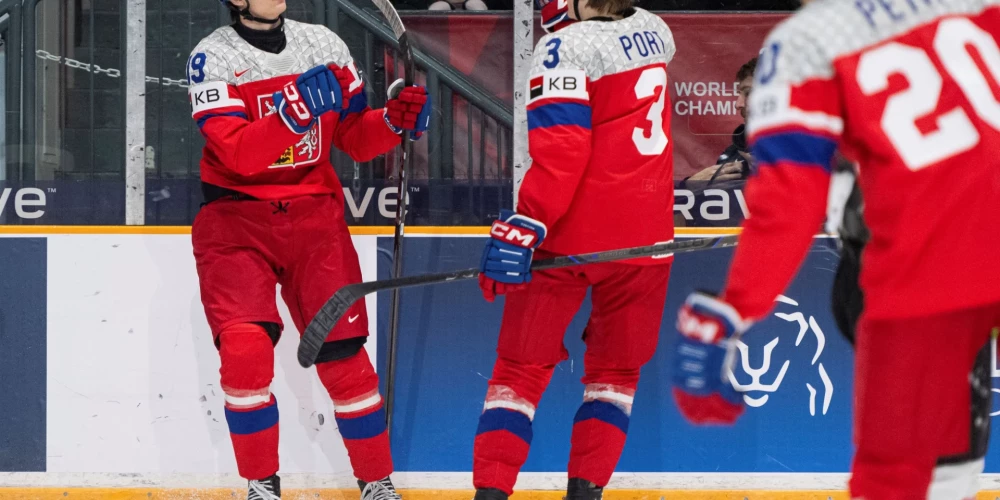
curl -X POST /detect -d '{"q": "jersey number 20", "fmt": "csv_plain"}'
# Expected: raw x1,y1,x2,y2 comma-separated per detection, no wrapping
858,18,1000,171
633,66,668,156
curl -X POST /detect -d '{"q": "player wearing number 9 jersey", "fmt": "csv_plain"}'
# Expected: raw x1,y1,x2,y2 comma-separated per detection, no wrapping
185,2,431,499
471,2,675,499
669,1,1000,499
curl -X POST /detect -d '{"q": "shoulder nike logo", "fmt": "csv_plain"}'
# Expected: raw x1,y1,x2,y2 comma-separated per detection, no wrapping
234,68,250,78
348,314,360,324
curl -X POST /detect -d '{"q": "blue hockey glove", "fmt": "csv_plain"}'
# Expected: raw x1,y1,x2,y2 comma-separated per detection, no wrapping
273,65,343,134
478,210,547,302
671,291,749,425
296,65,343,116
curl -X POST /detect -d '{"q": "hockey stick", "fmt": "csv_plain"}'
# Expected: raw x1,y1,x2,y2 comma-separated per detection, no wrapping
368,0,413,440
298,234,740,368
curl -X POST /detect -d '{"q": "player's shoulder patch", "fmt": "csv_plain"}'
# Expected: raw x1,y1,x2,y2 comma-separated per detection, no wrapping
527,67,589,105
188,80,246,116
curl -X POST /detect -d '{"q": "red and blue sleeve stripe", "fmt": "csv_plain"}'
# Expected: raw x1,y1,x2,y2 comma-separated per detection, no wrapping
527,101,591,131
196,111,249,129
752,130,838,173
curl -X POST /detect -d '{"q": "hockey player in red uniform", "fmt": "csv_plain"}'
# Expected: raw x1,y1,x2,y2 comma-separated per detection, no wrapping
472,0,675,498
670,0,1000,498
187,1,431,499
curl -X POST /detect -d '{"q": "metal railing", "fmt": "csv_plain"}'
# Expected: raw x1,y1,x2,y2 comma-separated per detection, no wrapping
0,0,20,181
326,0,515,223
0,0,516,225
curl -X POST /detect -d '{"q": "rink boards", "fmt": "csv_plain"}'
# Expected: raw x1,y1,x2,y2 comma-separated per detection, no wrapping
1,227,1000,497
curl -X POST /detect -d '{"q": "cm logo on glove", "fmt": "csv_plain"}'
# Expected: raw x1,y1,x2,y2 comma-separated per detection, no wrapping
490,221,539,248
677,307,725,343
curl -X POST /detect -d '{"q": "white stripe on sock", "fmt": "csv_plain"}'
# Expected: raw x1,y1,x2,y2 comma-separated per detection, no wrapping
225,392,271,408
584,390,635,406
336,393,382,414
484,400,536,420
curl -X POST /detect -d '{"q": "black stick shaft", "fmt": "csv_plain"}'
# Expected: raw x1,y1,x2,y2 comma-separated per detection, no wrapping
389,234,739,292
298,234,740,368
384,36,416,441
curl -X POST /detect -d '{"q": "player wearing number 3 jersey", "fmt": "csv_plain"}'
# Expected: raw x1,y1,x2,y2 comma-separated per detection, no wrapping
472,0,675,498
669,1,1000,499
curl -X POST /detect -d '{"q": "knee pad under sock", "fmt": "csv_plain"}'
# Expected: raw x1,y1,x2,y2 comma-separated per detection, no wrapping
569,370,639,487
218,323,279,480
315,348,393,482
473,358,556,495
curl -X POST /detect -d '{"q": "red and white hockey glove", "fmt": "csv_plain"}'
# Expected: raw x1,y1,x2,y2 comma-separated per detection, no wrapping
671,291,749,426
385,79,432,139
539,0,576,33
328,61,365,110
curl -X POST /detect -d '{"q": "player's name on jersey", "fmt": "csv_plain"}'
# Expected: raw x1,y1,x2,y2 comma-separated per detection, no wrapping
855,0,939,28
617,29,670,61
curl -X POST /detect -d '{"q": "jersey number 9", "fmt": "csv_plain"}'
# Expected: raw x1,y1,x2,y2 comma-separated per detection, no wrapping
188,53,207,85
858,17,1000,171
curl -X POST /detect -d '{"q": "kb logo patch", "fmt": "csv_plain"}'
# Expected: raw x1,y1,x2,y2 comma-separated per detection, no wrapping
527,69,589,104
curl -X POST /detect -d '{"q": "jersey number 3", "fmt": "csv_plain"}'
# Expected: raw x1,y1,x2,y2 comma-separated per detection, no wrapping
858,17,1000,171
633,66,668,156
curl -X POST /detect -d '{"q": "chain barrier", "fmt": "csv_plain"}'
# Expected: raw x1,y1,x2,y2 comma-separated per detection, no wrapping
35,49,190,88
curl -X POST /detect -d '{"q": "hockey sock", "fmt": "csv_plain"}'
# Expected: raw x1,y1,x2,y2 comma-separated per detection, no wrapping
219,323,280,480
315,347,393,482
568,368,639,487
473,357,556,495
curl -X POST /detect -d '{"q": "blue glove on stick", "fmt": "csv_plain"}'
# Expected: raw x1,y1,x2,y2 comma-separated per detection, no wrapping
478,210,547,302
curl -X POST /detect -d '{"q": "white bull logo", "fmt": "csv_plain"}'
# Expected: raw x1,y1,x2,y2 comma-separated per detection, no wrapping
726,295,835,416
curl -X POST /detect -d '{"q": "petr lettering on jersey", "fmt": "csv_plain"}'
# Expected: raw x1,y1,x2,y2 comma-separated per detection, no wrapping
854,0,944,28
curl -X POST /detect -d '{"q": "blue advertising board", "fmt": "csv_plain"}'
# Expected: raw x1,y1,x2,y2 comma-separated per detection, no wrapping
374,236,998,474
0,180,751,228
0,238,47,472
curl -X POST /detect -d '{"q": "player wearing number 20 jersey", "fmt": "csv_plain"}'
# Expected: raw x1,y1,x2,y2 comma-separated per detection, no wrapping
670,1,1000,499
471,7,675,499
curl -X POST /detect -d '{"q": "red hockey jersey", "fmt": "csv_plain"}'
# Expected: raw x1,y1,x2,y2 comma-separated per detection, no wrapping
724,0,1000,321
187,20,400,201
520,9,676,264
